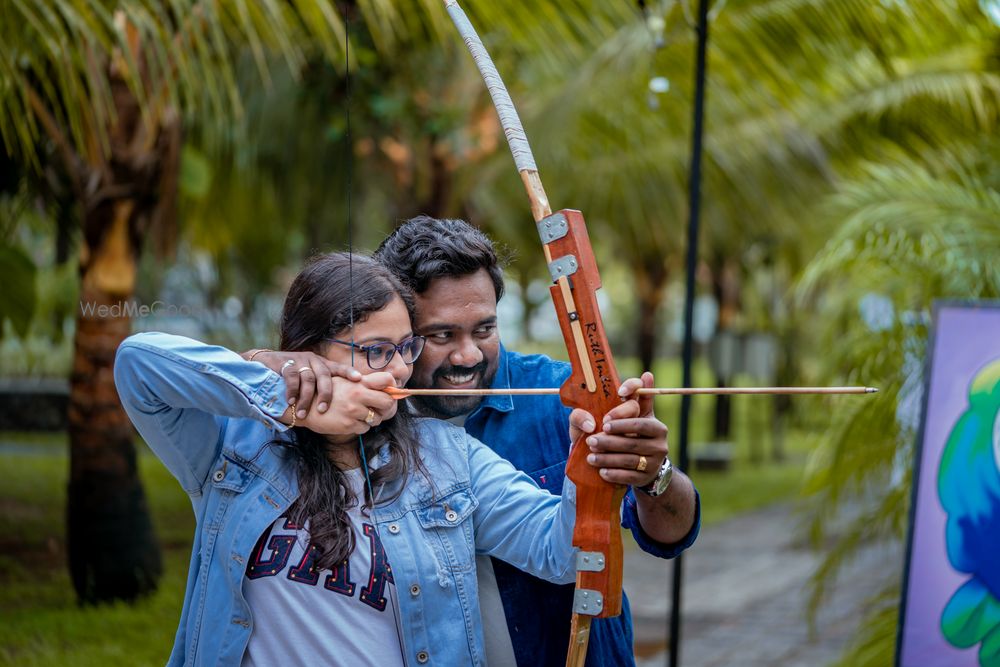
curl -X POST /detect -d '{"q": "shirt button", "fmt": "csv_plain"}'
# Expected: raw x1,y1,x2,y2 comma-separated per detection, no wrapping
416,651,429,663
409,584,420,596
445,510,458,523
388,523,400,534
212,470,225,482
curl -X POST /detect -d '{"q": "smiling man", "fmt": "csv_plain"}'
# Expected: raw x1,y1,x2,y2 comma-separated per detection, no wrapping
374,216,700,667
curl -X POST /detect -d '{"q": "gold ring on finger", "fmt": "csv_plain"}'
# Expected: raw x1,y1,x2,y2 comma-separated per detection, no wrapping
364,408,376,426
297,366,313,374
635,455,648,472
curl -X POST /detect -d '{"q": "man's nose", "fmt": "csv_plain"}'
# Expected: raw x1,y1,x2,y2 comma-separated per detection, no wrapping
449,336,483,367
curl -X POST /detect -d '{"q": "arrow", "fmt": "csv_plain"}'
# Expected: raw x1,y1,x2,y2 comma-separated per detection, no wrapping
384,386,878,399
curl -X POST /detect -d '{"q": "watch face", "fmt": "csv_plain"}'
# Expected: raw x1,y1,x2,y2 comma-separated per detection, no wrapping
639,458,672,496
654,459,673,494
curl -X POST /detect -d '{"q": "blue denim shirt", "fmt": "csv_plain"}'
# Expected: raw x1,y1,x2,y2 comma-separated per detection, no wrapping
114,333,578,666
464,346,701,667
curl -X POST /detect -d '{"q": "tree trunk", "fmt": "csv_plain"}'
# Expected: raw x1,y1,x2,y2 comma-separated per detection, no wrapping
24,10,179,606
710,255,741,441
771,312,799,463
513,266,535,344
68,200,162,604
634,257,670,372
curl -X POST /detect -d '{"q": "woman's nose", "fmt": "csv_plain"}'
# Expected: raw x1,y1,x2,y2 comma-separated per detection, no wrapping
388,350,412,385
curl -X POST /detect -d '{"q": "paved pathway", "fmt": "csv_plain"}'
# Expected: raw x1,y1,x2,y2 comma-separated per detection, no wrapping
624,503,902,667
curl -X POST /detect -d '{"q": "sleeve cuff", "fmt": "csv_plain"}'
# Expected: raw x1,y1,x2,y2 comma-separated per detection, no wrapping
621,488,701,559
250,370,292,430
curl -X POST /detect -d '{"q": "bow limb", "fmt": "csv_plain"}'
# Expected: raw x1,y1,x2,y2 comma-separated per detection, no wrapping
443,3,626,664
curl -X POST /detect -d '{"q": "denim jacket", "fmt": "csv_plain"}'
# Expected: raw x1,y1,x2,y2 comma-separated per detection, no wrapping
114,332,577,666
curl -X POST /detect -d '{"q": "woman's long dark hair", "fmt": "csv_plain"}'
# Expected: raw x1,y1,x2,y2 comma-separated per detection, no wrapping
278,252,427,569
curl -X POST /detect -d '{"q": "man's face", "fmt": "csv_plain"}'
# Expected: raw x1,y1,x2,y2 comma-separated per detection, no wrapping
409,269,500,418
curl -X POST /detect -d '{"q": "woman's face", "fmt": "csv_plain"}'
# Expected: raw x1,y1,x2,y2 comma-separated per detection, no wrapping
324,296,416,390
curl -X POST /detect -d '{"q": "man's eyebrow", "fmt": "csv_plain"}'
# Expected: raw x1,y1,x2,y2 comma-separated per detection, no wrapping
419,316,496,332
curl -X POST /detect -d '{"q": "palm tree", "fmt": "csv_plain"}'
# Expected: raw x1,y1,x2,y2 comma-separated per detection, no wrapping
0,0,359,603
0,0,647,605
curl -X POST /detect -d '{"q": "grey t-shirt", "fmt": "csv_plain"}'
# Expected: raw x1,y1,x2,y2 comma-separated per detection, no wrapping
241,469,406,666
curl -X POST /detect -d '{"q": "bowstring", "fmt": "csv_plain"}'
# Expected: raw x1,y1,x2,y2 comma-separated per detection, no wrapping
343,19,398,653
342,10,378,519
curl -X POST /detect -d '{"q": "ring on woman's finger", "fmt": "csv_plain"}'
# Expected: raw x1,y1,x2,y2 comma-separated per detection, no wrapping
364,408,376,426
297,366,314,374
281,359,295,371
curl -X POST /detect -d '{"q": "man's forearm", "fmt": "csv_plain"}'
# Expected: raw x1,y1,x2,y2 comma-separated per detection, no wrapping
634,470,697,545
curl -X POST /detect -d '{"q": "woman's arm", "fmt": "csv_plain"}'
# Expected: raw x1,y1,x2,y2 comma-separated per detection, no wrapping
114,332,291,494
466,435,577,585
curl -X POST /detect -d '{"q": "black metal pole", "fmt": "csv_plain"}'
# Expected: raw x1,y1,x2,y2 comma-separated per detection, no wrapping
669,0,710,665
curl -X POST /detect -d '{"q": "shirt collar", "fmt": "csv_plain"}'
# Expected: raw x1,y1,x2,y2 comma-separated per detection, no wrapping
477,343,514,414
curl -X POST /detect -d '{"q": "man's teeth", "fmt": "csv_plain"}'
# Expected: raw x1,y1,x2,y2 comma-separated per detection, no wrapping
443,372,476,384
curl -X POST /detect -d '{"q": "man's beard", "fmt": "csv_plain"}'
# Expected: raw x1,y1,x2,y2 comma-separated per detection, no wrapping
415,360,495,419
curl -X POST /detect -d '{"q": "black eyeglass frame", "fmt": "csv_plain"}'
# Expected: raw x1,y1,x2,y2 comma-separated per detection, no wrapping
326,335,426,370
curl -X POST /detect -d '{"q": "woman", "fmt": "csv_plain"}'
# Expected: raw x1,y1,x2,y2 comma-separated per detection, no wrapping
114,253,578,666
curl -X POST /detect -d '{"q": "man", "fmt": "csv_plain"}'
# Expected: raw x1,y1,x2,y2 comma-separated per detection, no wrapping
372,216,700,666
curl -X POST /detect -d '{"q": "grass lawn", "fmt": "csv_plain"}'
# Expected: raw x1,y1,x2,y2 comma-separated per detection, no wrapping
0,370,832,664
0,436,193,666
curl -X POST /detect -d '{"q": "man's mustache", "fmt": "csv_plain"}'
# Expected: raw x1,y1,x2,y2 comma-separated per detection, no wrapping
432,361,489,383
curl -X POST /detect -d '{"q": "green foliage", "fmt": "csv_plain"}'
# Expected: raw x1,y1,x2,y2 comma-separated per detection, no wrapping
0,243,36,339
0,0,352,166
179,145,212,199
797,139,1000,658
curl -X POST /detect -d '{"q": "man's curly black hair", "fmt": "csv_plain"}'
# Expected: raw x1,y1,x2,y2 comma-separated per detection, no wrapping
373,216,510,300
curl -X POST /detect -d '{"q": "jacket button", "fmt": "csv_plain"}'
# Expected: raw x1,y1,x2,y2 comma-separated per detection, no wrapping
416,651,429,663
445,510,458,523
212,470,225,482
388,523,400,534
409,584,420,596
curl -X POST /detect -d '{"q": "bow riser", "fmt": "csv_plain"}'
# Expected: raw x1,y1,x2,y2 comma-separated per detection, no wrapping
544,208,626,620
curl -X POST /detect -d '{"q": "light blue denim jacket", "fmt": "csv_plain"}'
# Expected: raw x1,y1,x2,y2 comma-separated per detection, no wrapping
114,332,577,666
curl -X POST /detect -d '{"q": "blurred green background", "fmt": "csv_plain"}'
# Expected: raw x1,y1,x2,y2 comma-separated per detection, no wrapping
2,0,999,665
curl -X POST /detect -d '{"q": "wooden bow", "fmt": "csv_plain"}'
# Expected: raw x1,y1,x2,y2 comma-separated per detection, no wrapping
442,2,628,663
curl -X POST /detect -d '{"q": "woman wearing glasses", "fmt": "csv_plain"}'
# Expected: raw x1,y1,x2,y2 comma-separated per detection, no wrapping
114,253,579,666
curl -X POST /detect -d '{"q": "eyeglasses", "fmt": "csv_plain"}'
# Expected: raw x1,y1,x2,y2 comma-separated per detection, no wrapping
326,335,426,370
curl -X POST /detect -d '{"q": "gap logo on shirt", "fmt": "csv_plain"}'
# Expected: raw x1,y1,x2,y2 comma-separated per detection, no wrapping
246,518,394,611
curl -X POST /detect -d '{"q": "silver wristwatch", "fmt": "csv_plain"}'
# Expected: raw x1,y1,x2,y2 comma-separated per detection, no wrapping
636,457,673,497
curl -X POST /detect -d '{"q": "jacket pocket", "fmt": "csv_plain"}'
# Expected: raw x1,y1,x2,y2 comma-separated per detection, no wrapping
415,487,479,574
528,459,567,495
210,455,254,493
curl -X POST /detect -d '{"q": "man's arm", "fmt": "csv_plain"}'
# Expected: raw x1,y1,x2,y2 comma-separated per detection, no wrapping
240,349,361,420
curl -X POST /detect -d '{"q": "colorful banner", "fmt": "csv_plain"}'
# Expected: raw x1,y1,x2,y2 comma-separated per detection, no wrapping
897,302,1000,667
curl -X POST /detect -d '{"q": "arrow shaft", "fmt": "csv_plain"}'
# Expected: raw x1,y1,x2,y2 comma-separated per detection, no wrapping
387,386,877,398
